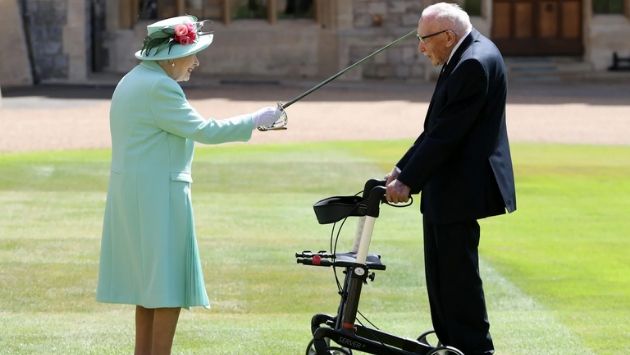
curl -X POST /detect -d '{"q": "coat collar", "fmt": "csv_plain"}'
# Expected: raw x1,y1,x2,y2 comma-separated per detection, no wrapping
140,60,168,75
441,29,478,77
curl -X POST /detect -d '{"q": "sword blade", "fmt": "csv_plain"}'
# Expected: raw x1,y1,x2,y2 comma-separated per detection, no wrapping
281,29,417,110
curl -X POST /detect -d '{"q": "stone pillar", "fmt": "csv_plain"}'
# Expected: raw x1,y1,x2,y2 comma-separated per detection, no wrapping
317,1,354,80
0,0,33,86
64,0,89,83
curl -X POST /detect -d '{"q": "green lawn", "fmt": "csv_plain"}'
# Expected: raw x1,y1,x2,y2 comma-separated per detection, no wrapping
0,141,628,354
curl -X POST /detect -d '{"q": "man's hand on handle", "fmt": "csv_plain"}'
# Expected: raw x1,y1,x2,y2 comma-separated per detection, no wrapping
385,167,411,203
385,166,399,185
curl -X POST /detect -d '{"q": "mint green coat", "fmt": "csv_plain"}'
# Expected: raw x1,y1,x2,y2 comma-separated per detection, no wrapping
96,61,254,308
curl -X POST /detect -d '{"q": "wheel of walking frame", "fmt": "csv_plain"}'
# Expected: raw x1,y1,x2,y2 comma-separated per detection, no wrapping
417,330,441,347
305,338,353,355
426,346,464,355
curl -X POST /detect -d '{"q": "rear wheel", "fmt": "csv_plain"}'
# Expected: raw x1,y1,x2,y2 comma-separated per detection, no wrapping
418,332,463,355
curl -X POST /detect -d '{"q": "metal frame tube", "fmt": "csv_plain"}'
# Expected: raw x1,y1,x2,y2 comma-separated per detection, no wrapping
351,216,366,253
355,216,376,264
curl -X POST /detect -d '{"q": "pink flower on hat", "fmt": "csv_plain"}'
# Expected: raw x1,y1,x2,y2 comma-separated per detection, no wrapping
177,36,193,45
174,24,188,37
174,23,196,45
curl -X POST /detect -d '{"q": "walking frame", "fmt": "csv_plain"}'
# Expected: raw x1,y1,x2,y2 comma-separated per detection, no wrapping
296,179,464,355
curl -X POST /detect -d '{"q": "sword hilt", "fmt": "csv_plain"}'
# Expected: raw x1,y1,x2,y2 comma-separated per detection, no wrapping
257,102,288,131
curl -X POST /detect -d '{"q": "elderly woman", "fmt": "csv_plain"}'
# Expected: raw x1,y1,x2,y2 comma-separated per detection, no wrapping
96,16,283,354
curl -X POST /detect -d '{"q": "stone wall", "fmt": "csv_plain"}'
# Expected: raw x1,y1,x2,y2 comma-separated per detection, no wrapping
587,15,630,71
345,0,491,81
0,0,33,86
348,0,427,80
198,21,320,78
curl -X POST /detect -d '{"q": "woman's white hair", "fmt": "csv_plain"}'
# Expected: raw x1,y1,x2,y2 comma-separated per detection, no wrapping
421,2,472,38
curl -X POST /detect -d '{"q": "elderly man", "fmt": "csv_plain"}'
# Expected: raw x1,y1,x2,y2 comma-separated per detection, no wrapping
385,3,516,354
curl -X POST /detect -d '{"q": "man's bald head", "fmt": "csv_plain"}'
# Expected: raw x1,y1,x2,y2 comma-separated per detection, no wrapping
420,2,472,38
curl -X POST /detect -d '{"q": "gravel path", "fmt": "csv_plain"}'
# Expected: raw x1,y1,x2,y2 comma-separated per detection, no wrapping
1,80,629,152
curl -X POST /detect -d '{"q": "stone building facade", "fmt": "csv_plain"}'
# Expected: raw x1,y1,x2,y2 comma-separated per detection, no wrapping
2,0,630,87
99,1,433,82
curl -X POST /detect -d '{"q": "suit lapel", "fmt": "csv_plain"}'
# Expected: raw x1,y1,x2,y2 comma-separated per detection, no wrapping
424,30,478,126
425,65,447,126
442,30,476,78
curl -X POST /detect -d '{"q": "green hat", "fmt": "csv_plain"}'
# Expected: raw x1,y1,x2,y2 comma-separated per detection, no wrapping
135,16,213,61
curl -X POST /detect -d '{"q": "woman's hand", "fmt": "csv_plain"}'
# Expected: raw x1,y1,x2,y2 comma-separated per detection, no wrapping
252,106,283,128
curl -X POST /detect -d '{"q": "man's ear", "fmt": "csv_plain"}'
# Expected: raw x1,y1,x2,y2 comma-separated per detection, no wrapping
446,30,458,47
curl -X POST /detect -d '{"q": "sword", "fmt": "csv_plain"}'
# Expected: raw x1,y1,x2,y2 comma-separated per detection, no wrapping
258,29,417,131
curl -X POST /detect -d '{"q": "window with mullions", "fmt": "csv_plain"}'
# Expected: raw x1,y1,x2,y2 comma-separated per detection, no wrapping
463,0,482,16
185,0,224,20
593,0,624,13
139,0,158,20
228,0,315,21
135,0,188,21
121,0,317,28
281,0,314,19
232,0,268,19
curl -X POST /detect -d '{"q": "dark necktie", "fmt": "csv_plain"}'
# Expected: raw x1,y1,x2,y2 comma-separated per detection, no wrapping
425,63,449,124
437,63,448,85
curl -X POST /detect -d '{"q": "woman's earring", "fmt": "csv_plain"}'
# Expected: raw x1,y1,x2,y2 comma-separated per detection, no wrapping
171,61,175,68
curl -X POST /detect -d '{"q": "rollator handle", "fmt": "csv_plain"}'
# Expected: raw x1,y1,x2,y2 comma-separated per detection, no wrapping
313,179,388,224
364,184,386,218
361,179,386,198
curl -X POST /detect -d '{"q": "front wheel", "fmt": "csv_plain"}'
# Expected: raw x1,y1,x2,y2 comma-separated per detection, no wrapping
426,346,464,355
305,338,353,355
417,329,440,347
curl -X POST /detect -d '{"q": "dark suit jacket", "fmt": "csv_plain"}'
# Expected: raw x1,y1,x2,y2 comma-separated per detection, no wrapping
397,29,516,224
